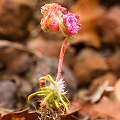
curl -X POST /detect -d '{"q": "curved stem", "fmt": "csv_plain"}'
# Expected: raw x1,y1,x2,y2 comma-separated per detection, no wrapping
41,87,51,90
56,35,71,82
40,76,56,86
28,91,47,102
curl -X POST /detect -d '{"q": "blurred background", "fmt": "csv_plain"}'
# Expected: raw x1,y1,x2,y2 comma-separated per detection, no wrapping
0,0,120,119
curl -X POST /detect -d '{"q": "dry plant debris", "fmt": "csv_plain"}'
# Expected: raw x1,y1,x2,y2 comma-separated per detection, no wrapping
0,107,79,120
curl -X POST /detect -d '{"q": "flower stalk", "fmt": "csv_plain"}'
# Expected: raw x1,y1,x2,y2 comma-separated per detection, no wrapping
56,35,71,82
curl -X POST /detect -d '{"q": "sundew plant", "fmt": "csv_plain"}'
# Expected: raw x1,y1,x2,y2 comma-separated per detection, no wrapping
28,3,81,120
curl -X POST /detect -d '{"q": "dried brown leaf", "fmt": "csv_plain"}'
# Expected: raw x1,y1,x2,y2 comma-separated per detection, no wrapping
61,109,80,120
114,79,120,102
1,108,38,120
0,40,42,63
70,0,105,48
70,0,105,23
72,97,120,120
70,33,101,48
0,107,80,120
0,104,14,116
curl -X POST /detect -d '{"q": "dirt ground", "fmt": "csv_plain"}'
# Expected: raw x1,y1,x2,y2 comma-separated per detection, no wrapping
0,0,120,119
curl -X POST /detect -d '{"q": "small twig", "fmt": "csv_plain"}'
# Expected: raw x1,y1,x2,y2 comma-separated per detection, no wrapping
0,40,42,58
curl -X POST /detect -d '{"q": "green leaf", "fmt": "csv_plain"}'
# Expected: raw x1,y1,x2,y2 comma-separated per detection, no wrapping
56,94,69,114
62,94,70,106
42,92,54,104
41,87,51,91
28,91,47,102
54,99,59,108
37,94,46,96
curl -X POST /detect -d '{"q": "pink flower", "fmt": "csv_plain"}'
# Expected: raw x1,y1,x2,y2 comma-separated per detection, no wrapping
41,3,67,15
40,3,67,32
41,9,60,32
62,12,81,35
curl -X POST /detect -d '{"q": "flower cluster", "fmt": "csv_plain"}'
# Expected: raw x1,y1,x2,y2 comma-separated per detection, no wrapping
28,75,70,119
41,3,81,35
62,12,81,35
41,3,67,32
